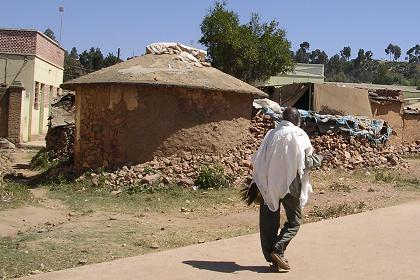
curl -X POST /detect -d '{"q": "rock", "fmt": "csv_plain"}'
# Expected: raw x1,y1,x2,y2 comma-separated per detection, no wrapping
150,243,160,249
78,259,88,265
178,178,194,187
180,207,188,212
141,174,161,185
31,270,44,275
109,216,118,221
110,190,122,196
387,155,398,166
0,138,16,149
180,151,193,161
198,239,206,244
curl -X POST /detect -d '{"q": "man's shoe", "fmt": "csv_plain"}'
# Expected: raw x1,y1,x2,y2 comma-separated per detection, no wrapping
270,251,290,271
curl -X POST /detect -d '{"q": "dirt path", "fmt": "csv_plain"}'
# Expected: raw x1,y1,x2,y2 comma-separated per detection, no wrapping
0,149,69,237
18,199,420,280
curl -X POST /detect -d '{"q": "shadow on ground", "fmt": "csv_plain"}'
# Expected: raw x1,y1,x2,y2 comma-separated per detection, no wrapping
183,260,274,274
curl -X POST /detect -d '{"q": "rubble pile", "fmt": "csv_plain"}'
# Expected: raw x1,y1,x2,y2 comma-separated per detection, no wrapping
249,111,418,170
86,147,254,190
311,134,403,169
73,108,418,189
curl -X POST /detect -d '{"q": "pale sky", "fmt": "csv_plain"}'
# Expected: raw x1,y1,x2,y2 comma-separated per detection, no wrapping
2,0,419,60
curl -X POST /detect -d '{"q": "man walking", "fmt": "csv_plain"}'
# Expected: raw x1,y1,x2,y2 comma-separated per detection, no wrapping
250,107,325,271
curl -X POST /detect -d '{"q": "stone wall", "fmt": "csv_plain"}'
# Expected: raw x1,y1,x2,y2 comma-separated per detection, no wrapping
75,84,254,170
7,86,24,143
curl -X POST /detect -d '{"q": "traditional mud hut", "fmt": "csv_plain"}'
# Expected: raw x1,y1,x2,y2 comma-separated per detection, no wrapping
61,47,266,170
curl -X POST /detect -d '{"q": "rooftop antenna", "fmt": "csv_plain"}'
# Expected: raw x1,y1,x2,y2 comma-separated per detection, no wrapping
59,6,64,44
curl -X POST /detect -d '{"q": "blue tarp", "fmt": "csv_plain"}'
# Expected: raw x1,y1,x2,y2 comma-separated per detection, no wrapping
261,107,392,143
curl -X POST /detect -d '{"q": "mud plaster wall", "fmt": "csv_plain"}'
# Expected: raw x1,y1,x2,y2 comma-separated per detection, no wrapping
402,114,420,144
0,89,8,137
370,100,403,145
75,84,253,169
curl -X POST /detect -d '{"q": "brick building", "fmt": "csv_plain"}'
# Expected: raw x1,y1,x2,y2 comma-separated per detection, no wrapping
0,28,65,143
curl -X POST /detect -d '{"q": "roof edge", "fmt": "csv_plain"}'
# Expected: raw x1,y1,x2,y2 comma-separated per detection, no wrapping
61,81,267,98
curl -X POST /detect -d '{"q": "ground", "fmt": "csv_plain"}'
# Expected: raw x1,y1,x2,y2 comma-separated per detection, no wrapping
0,149,419,279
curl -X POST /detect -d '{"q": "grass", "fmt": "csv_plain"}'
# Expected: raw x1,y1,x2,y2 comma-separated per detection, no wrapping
308,201,367,220
47,179,240,215
374,171,420,190
0,219,256,278
0,181,34,211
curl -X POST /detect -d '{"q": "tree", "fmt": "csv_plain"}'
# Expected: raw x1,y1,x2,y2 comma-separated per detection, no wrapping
69,47,78,59
406,44,420,63
393,45,401,61
63,47,86,82
79,47,104,72
43,28,57,42
385,43,401,61
340,46,351,61
365,50,373,61
309,49,328,64
373,63,393,85
295,42,310,63
199,2,293,82
103,52,123,68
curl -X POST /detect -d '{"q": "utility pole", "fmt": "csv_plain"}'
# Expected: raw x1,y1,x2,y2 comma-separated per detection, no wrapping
59,6,64,44
117,48,120,61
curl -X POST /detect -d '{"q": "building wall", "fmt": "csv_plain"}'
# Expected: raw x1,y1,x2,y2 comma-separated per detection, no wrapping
370,100,403,145
0,29,36,55
0,29,64,142
0,29,64,68
0,87,8,137
402,114,420,144
74,85,253,170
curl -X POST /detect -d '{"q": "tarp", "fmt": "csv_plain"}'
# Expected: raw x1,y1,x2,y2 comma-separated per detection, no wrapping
278,83,308,107
313,84,372,117
257,106,392,143
145,43,208,68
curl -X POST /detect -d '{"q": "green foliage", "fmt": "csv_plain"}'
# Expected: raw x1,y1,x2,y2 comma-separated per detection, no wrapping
309,49,328,64
195,164,232,189
102,52,123,68
385,43,402,61
30,148,54,170
295,41,310,63
43,28,57,42
64,47,122,81
340,46,351,61
199,1,293,83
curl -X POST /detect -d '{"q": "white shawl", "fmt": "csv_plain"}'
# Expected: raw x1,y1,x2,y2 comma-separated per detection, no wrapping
252,121,313,211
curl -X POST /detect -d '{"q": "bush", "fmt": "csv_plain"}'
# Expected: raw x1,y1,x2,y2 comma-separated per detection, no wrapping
195,164,232,189
30,148,54,170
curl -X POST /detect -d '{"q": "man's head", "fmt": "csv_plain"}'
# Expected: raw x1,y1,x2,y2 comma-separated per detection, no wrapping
283,107,301,126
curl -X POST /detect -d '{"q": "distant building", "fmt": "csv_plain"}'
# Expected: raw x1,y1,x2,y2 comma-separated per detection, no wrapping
0,28,65,143
256,63,325,87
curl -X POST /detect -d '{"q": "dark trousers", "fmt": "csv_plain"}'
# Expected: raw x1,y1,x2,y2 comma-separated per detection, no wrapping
259,194,302,262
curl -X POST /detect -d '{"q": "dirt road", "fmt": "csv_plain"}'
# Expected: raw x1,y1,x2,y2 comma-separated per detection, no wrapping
18,199,420,280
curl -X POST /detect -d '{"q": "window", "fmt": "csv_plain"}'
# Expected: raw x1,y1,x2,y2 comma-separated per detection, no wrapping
34,82,39,110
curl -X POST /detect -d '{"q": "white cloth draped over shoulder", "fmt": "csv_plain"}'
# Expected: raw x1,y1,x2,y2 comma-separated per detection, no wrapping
251,121,314,211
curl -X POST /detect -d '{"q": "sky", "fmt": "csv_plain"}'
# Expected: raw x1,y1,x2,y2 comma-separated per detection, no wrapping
1,0,419,61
